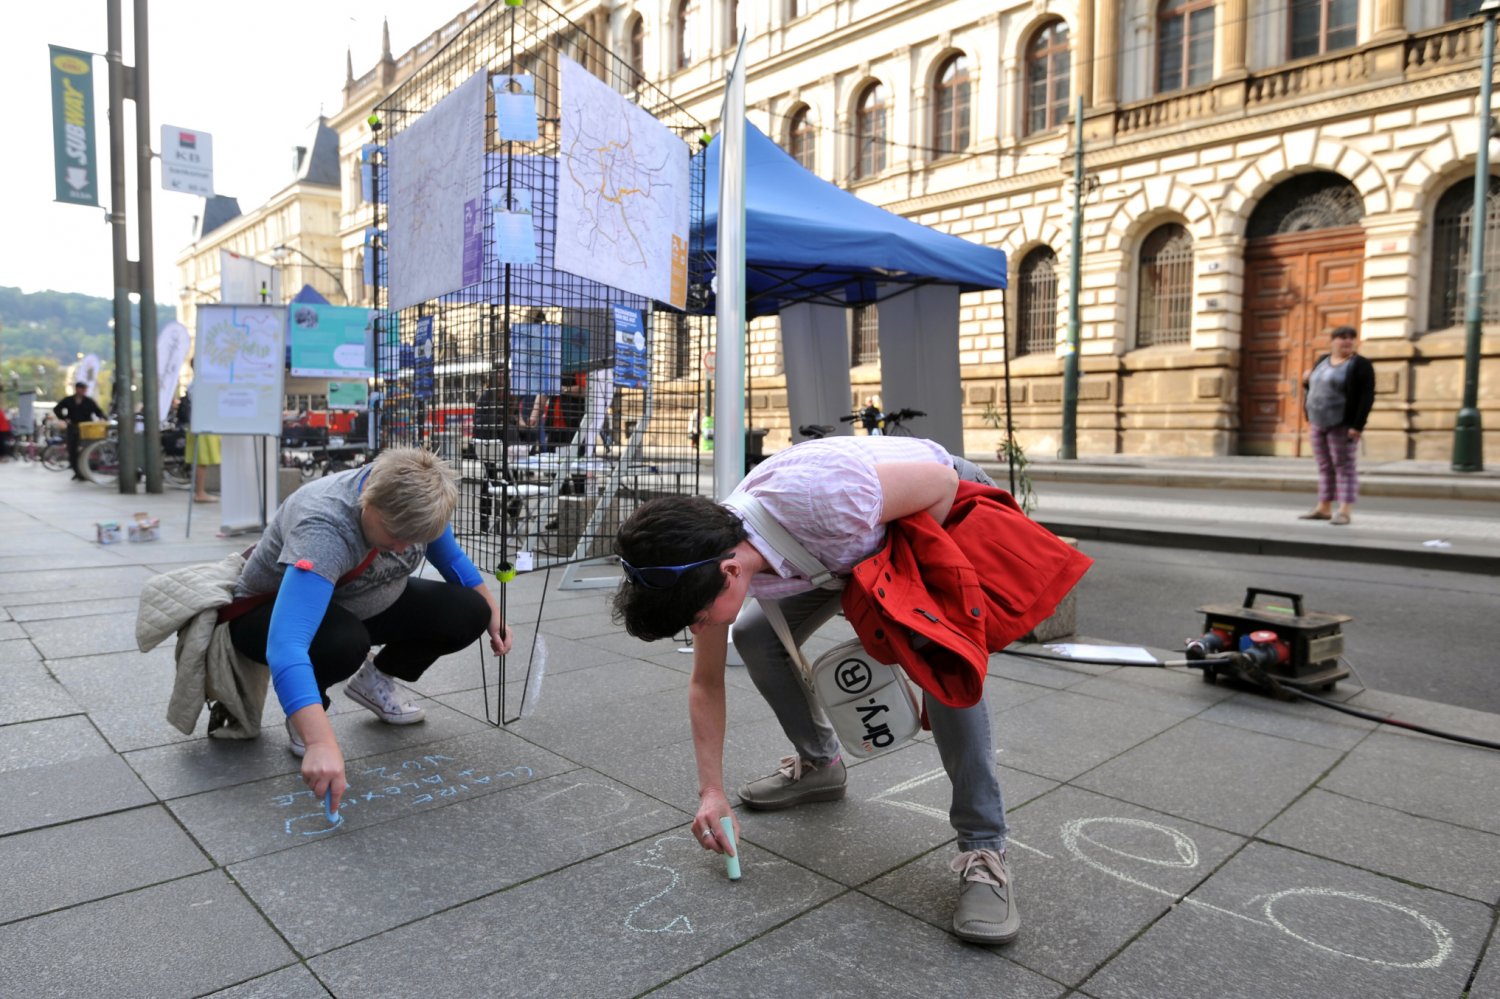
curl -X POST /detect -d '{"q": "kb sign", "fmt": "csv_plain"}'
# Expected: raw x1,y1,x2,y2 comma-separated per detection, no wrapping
161,124,214,196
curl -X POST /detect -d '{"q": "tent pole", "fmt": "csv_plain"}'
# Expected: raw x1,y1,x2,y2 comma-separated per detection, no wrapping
713,33,749,498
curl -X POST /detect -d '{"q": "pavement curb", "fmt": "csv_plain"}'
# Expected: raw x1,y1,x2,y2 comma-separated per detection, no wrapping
985,464,1500,502
1038,518,1500,575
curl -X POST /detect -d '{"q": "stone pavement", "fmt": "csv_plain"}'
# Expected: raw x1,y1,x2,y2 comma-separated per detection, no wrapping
1,462,1498,998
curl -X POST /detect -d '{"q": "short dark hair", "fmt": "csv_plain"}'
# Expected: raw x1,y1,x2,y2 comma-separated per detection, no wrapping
612,496,748,641
1329,325,1357,339
74,381,88,389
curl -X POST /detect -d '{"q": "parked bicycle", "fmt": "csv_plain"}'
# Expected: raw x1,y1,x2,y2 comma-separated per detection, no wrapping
16,431,70,470
80,423,192,487
837,406,925,437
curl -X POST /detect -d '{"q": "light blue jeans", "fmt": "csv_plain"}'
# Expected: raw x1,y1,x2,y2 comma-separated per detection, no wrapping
730,455,1009,852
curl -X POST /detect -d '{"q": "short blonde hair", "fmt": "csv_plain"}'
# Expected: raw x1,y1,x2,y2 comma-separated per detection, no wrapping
359,446,459,543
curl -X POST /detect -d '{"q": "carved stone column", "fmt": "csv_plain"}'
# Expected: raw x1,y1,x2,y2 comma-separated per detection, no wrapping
1094,0,1118,106
1373,0,1405,38
1220,0,1247,74
1077,0,1095,112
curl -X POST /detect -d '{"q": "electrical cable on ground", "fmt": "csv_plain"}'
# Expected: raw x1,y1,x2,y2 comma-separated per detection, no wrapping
999,646,1500,753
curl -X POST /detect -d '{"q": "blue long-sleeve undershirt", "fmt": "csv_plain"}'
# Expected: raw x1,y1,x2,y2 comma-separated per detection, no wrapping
266,567,334,717
425,526,483,587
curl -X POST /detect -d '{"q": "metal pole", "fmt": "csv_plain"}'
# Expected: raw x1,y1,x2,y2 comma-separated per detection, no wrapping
106,0,138,492
1453,8,1496,472
134,0,161,491
1060,94,1083,460
712,33,748,497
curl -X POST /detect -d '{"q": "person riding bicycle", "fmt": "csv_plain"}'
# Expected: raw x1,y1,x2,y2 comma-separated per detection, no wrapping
53,382,105,481
858,396,882,434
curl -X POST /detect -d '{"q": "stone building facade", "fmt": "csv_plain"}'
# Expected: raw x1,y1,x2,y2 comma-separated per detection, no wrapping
614,0,1499,460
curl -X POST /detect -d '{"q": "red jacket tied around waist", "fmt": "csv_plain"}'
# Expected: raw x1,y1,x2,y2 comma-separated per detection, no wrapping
842,479,1093,709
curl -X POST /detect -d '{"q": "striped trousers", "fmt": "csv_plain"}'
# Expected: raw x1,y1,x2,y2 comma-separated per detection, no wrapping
1309,424,1360,505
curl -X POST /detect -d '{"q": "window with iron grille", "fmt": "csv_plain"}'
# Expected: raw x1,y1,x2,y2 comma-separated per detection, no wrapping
933,54,970,155
1157,0,1215,93
1025,21,1071,135
789,105,817,171
1289,0,1356,60
1430,176,1500,329
1136,224,1194,347
855,82,887,179
1016,247,1059,356
673,313,694,379
851,304,879,364
677,0,698,69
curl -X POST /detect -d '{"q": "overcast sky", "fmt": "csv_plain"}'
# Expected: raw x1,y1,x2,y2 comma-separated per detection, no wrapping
3,2,451,305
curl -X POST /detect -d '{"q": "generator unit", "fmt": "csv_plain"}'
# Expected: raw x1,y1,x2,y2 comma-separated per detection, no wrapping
1185,587,1351,692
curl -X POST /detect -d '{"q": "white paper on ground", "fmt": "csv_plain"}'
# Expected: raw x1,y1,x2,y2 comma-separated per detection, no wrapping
1043,643,1159,664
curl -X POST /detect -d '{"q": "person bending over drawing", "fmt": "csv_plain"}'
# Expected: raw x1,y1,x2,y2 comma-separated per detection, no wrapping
227,446,513,811
611,435,1090,945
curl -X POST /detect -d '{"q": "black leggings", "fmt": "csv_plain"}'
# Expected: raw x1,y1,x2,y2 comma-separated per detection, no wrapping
229,578,490,707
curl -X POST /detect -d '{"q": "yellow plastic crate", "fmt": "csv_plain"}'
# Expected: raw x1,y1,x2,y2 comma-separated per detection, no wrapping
79,422,107,440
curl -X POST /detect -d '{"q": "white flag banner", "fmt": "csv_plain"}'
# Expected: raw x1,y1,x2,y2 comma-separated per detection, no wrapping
219,250,281,305
157,320,191,420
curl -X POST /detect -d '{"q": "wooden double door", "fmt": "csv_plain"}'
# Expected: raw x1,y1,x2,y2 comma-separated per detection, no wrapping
1239,227,1364,455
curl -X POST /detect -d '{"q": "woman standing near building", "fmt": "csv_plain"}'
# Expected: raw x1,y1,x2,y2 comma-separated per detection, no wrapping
1299,325,1375,526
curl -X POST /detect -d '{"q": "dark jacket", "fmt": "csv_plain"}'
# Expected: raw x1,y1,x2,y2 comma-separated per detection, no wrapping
841,480,1094,709
1304,353,1375,431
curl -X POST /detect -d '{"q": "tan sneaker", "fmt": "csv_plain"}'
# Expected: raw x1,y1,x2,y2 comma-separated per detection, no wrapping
737,755,846,810
951,848,1020,945
344,656,426,724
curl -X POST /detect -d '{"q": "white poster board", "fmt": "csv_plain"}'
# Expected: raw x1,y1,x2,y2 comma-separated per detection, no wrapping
160,125,215,196
191,305,286,435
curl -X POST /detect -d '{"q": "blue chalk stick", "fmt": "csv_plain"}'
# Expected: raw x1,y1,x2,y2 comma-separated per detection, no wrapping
324,790,342,826
720,816,741,880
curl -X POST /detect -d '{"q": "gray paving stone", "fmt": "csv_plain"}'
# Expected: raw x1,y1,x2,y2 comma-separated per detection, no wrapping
7,596,141,622
170,727,577,864
0,871,292,998
232,772,688,955
1261,789,1500,904
863,784,1247,986
21,610,140,659
1080,842,1491,999
1343,687,1500,749
1074,718,1342,835
203,965,331,998
1472,943,1500,999
1196,690,1378,750
0,806,211,922
1067,664,1237,717
653,891,1066,999
1320,730,1500,836
48,645,191,709
0,714,112,773
89,700,215,753
125,702,488,799
309,830,842,997
0,753,155,835
0,660,81,725
0,620,25,640
0,563,153,596
0,638,41,665
993,689,1185,782
988,649,1115,689
732,740,1057,887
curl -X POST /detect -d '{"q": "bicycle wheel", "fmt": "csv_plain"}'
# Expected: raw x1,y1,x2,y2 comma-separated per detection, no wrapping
41,443,70,472
162,455,191,487
82,439,119,485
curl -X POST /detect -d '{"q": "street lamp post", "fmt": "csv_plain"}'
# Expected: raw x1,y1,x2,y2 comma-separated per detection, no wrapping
271,244,349,304
1453,0,1499,472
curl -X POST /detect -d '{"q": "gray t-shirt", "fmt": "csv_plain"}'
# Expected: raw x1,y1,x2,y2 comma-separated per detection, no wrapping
1306,356,1351,429
235,468,425,620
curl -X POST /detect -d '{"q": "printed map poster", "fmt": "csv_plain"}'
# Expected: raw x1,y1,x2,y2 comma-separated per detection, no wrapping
192,305,286,435
613,306,648,389
387,71,487,312
556,56,689,309
289,304,376,378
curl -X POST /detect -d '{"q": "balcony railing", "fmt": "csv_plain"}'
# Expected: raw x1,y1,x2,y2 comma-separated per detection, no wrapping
1113,19,1484,139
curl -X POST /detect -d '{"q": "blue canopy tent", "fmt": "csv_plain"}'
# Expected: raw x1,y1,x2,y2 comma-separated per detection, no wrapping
696,121,1008,456
698,122,1006,319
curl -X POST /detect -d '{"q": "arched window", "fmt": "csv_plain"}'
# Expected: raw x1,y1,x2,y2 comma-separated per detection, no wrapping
1289,0,1356,60
1025,21,1071,135
1430,176,1500,329
1136,224,1194,347
789,105,816,172
933,55,970,156
851,304,879,364
629,14,645,80
1157,0,1215,93
677,0,699,69
1016,247,1059,356
855,82,887,179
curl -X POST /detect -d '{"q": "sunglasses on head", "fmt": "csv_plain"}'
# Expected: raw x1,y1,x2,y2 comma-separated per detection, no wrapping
619,552,735,589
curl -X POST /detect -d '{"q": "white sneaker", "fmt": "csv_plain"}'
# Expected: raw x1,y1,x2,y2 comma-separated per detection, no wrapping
343,655,427,724
285,717,306,758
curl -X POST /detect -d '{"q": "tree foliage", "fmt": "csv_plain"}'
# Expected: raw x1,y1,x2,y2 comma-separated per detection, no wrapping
0,286,176,374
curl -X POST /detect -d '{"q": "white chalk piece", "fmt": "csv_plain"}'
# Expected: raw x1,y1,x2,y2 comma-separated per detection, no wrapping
324,790,343,827
720,816,741,880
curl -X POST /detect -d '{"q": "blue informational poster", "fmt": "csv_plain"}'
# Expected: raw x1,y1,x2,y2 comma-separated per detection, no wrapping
510,323,562,397
613,306,648,389
414,316,434,400
492,74,539,142
289,304,376,378
490,189,538,265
